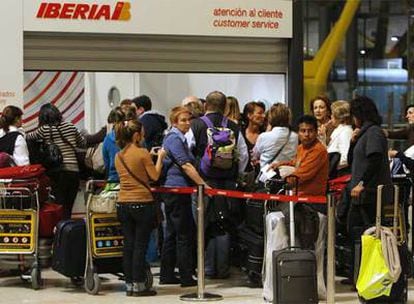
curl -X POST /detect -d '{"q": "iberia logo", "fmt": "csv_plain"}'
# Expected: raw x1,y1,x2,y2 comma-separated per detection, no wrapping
36,2,131,21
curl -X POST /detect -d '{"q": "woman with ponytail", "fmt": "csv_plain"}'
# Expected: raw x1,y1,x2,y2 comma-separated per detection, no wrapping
0,105,29,166
114,119,166,297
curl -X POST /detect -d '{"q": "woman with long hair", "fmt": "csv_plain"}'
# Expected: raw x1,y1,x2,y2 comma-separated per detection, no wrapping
0,105,29,166
114,119,165,297
241,101,266,175
310,95,334,145
224,96,241,124
27,103,85,219
103,106,136,183
344,95,391,286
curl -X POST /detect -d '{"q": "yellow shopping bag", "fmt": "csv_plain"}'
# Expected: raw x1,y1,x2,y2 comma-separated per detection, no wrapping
356,235,393,300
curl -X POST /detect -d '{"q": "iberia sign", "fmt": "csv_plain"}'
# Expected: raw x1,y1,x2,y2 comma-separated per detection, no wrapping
24,0,292,38
36,2,131,21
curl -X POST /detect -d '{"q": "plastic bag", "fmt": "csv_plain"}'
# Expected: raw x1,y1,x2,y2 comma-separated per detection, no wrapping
356,234,393,300
89,184,119,213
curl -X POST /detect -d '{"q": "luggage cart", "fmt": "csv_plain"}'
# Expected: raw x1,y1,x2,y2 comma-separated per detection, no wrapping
84,180,153,295
0,180,42,289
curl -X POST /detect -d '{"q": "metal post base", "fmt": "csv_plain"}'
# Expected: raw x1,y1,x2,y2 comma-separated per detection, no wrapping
180,292,223,302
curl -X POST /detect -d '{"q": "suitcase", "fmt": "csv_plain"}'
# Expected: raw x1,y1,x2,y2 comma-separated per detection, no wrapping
272,185,318,304
52,219,86,278
238,225,264,276
39,202,63,237
245,180,286,235
245,198,265,234
359,184,409,304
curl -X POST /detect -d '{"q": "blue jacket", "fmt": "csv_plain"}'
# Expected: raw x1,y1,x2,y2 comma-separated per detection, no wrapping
102,130,120,182
163,127,195,187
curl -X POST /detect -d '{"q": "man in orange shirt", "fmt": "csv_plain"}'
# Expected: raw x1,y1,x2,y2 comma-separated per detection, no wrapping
270,115,328,198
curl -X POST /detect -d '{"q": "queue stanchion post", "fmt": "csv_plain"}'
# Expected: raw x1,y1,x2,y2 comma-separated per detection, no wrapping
180,184,223,302
326,192,336,304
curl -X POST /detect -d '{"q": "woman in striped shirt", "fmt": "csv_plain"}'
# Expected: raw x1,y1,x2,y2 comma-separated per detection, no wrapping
27,103,85,219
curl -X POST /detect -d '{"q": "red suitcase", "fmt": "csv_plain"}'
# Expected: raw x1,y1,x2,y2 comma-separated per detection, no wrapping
39,202,63,237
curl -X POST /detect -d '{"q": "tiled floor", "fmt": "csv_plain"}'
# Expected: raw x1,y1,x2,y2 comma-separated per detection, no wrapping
1,266,413,304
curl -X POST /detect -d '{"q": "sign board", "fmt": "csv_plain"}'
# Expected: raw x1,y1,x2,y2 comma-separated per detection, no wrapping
0,0,23,109
23,0,292,38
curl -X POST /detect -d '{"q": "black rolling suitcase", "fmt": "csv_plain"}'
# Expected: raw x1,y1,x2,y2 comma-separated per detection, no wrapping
238,225,264,275
272,184,318,304
359,184,409,304
52,219,86,278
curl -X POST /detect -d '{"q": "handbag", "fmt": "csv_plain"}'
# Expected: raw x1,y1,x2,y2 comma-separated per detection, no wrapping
356,232,395,300
85,142,105,173
39,126,63,170
89,184,119,213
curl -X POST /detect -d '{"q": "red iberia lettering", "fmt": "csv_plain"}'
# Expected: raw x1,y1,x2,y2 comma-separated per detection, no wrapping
36,2,131,21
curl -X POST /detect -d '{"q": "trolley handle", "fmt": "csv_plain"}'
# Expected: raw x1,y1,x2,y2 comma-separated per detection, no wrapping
0,179,41,191
1,187,34,196
0,187,37,210
85,179,107,192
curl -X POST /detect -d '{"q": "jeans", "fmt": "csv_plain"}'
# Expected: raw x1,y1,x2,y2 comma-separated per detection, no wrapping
160,194,195,282
117,203,155,284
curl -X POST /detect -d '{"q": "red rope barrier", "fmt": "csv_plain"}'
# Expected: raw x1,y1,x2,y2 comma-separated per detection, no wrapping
150,186,327,204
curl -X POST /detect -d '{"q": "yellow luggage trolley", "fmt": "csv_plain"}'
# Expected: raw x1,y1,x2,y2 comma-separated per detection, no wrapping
0,183,42,289
84,180,153,295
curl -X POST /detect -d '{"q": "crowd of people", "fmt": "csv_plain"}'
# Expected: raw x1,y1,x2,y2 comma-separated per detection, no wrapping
0,91,411,296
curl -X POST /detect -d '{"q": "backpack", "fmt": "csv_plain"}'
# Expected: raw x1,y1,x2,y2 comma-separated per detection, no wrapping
199,116,237,177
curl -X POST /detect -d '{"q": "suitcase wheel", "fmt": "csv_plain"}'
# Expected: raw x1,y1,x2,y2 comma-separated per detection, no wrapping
84,265,100,295
70,276,84,287
31,266,42,290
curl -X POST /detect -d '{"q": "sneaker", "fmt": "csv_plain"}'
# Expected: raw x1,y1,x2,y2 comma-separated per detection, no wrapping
133,289,157,297
181,279,197,287
159,276,180,285
126,283,133,297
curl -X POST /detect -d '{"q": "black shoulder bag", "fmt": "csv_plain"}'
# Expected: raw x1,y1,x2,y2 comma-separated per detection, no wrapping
40,126,63,170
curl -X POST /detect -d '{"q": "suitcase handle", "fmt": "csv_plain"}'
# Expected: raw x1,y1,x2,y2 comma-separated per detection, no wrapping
375,184,399,238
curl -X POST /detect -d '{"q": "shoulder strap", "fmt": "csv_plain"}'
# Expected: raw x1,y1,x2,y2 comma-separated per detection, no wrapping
221,116,229,128
55,125,77,153
267,129,292,166
200,115,214,129
117,152,152,191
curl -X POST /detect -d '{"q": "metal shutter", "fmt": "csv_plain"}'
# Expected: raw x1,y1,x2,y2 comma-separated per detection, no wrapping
24,32,288,73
